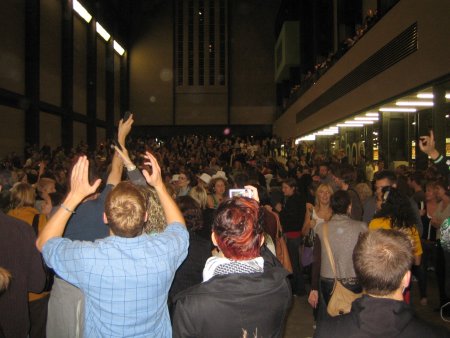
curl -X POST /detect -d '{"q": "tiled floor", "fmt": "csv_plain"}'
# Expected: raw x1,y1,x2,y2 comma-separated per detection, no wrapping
283,272,450,338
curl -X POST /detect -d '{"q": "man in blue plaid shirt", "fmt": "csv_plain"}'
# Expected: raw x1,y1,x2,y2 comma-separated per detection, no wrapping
37,152,188,338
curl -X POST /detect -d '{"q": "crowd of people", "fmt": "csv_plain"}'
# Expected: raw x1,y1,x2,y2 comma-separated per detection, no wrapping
0,115,449,337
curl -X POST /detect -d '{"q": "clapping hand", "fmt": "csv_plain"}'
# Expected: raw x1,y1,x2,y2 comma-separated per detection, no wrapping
69,156,102,202
142,152,163,188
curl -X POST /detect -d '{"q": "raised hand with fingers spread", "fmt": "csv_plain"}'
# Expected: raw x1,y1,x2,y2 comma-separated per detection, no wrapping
36,156,102,251
69,156,102,202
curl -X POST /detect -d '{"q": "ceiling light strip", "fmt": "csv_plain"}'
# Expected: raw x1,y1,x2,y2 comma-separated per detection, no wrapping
73,0,92,23
96,22,111,41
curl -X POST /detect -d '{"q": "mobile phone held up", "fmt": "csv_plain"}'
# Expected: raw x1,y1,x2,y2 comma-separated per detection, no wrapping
229,189,253,199
123,111,132,122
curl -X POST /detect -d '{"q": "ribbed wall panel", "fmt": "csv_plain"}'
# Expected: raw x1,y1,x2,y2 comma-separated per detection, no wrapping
296,23,418,123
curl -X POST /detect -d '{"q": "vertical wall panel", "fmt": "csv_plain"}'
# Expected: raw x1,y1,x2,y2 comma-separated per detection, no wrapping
130,1,174,125
96,127,106,145
114,54,121,123
97,38,106,121
40,0,61,105
73,121,87,147
229,0,278,124
0,107,25,158
73,17,87,115
0,0,25,94
40,111,61,148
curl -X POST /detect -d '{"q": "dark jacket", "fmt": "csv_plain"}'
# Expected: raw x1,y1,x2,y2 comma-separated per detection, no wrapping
279,193,306,233
172,248,292,338
169,231,211,301
0,211,46,338
314,295,449,338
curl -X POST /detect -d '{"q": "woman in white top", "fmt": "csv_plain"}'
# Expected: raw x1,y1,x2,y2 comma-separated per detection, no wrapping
302,183,333,236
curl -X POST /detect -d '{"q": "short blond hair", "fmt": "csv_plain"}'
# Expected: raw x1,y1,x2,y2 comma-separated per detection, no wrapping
105,182,146,238
10,182,35,209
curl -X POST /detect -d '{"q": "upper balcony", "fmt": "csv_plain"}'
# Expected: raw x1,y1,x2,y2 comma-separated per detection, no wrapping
273,0,450,140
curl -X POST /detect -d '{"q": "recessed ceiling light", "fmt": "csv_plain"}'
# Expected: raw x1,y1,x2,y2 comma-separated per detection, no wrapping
417,93,433,99
345,120,373,124
396,101,433,106
337,123,364,127
379,107,417,112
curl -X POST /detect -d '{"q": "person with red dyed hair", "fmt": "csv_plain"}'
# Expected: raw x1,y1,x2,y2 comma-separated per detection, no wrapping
172,195,292,338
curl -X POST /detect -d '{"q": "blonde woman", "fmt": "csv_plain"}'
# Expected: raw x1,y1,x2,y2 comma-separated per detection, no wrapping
302,183,333,236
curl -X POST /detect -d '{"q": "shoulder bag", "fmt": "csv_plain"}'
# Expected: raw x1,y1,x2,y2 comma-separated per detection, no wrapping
323,222,361,316
270,210,293,273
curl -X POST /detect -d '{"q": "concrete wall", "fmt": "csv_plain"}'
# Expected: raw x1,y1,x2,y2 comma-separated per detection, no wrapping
40,0,61,106
129,0,279,126
229,0,279,125
129,1,174,125
0,0,25,95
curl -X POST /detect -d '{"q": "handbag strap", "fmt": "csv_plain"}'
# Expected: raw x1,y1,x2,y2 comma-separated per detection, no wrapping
322,222,338,281
32,214,40,236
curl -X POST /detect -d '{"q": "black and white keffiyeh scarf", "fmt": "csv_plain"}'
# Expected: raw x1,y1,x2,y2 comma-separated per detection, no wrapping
202,256,264,282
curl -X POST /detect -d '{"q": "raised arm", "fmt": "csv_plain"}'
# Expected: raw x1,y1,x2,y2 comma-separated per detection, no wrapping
114,114,148,186
106,151,124,186
142,151,185,226
419,130,440,160
419,130,448,180
105,115,134,186
36,156,101,251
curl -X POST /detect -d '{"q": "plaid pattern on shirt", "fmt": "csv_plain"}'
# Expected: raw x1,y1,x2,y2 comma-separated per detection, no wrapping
43,222,189,338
